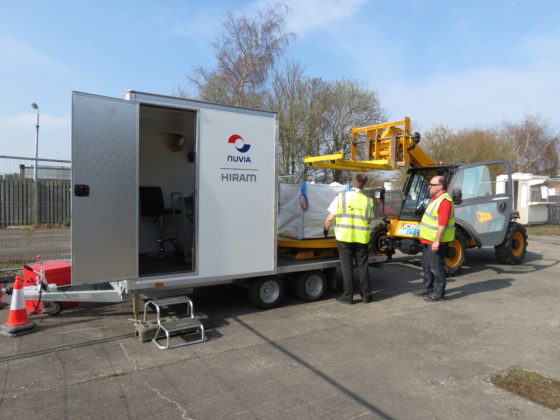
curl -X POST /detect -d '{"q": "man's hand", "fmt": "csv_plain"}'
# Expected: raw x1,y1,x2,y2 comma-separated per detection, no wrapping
431,240,440,252
324,213,335,238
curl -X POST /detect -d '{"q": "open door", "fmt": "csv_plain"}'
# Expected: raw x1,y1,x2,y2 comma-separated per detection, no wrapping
449,160,513,246
71,92,139,285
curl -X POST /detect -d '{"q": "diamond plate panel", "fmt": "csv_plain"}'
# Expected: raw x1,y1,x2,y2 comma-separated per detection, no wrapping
71,92,138,285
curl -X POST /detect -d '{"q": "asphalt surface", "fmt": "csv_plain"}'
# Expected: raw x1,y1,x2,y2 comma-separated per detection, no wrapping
0,236,559,419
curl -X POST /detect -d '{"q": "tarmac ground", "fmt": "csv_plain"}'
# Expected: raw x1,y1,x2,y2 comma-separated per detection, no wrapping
0,236,559,419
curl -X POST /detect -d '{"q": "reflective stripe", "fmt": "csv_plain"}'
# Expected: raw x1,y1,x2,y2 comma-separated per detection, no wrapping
334,191,374,244
337,196,372,221
419,193,455,242
421,213,438,223
336,214,371,221
334,224,372,231
420,222,455,231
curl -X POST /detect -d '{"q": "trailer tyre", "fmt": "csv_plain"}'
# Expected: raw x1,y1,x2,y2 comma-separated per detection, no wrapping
295,271,327,302
495,222,527,265
248,277,285,309
44,301,62,317
445,231,467,277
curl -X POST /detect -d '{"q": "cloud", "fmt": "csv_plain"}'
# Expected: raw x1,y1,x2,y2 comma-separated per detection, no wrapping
160,8,220,40
0,113,70,160
377,31,560,132
0,113,68,129
0,32,73,78
285,0,368,35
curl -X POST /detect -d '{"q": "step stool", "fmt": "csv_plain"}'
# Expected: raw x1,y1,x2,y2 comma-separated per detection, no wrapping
143,296,206,349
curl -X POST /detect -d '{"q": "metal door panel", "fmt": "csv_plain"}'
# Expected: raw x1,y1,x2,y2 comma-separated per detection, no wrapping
449,160,512,246
71,92,138,285
196,107,276,278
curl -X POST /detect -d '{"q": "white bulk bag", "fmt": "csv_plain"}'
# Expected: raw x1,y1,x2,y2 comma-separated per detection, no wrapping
278,182,347,239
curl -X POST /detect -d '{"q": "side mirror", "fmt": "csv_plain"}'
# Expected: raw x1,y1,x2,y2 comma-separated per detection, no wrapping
452,188,462,205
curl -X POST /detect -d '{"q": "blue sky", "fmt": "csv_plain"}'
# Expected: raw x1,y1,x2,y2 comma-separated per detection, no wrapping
1,0,559,160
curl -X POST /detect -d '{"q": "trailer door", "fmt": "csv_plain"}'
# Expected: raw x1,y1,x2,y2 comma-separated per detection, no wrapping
71,92,138,285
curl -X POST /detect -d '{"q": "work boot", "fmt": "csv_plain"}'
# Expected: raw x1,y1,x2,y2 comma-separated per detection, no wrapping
423,295,444,302
336,296,354,305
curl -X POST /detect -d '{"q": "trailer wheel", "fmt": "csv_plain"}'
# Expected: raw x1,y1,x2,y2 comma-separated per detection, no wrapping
495,222,527,265
248,277,284,309
295,271,327,302
445,231,466,277
44,301,62,317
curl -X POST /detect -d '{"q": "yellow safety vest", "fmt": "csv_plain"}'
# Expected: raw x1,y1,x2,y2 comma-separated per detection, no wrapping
419,192,455,242
334,191,374,244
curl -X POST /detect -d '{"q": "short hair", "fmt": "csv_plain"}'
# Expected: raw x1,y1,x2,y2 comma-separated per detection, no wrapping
435,175,447,189
352,173,369,189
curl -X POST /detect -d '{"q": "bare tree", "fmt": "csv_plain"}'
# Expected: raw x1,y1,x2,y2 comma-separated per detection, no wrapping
316,79,386,182
267,61,326,177
269,75,386,182
184,3,295,108
501,115,559,175
176,4,387,183
423,125,513,165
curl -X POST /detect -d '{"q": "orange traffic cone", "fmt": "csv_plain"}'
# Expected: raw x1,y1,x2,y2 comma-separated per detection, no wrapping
1,276,35,337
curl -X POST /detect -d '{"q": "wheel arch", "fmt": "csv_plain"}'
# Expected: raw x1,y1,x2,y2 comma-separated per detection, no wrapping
455,221,480,248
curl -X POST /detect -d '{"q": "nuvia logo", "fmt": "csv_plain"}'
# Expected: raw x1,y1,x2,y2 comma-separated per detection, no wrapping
222,133,256,182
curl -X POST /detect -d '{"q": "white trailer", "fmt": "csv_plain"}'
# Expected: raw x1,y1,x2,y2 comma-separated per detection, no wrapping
24,91,385,312
496,173,551,225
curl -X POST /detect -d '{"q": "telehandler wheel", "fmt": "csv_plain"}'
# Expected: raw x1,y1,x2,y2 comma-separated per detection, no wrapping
248,277,285,309
495,222,528,265
445,231,467,277
370,223,394,258
295,271,327,302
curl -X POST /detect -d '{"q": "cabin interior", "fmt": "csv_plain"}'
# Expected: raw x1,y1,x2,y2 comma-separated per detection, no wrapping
138,104,197,277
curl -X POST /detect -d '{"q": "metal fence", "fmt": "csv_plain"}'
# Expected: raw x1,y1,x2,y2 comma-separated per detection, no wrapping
0,156,71,267
548,196,560,225
0,156,71,226
0,178,71,226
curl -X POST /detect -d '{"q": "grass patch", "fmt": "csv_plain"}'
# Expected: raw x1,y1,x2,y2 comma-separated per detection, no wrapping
491,368,560,410
526,224,560,236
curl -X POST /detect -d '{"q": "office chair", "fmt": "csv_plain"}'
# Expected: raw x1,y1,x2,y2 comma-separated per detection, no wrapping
139,186,180,256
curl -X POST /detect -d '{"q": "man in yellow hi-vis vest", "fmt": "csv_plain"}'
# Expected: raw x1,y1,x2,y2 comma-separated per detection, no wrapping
418,175,455,301
324,174,374,304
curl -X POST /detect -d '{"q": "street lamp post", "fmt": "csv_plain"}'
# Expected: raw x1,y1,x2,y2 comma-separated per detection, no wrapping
31,102,39,180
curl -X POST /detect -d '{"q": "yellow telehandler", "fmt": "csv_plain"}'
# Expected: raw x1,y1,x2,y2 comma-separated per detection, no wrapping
305,117,528,275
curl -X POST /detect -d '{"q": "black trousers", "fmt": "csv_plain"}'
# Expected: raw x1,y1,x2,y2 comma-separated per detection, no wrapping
421,243,448,297
337,240,371,300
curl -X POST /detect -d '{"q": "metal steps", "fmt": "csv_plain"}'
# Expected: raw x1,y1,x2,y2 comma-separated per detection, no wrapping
141,296,206,349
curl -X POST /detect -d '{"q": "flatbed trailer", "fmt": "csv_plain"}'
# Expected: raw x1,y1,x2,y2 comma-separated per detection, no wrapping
23,252,386,312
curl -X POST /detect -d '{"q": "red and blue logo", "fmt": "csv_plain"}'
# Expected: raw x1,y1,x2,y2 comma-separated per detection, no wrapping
228,134,251,153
